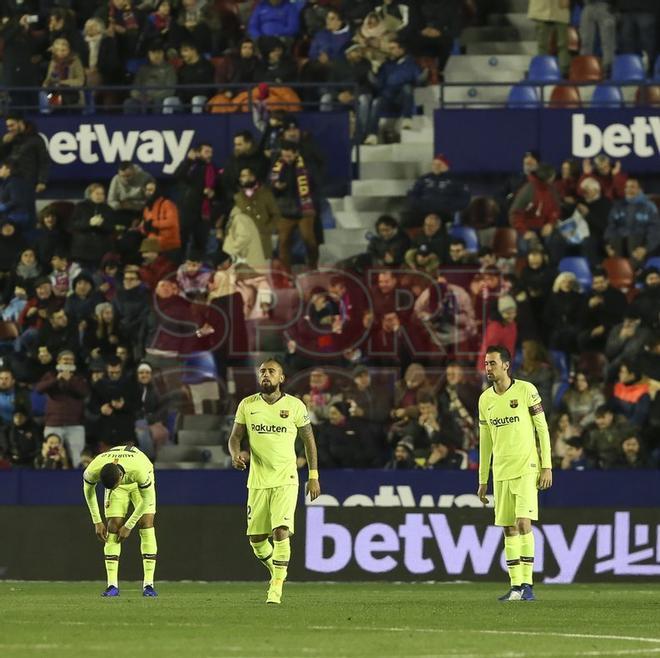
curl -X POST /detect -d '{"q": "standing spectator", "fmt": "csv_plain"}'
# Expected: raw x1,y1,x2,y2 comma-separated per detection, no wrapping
0,368,30,427
176,41,214,113
83,302,126,361
502,150,539,211
107,162,153,225
220,132,269,213
34,432,70,469
222,208,268,269
138,238,176,291
562,371,605,429
133,361,170,457
554,159,580,215
271,142,318,271
2,247,41,306
575,177,612,256
82,17,123,97
143,0,174,47
34,350,89,468
604,178,660,268
95,0,143,61
47,9,88,63
247,0,301,52
560,436,591,471
40,37,86,112
71,184,115,271
632,266,660,330
477,296,518,371
345,365,392,425
579,155,627,200
140,180,181,259
436,362,480,450
38,308,79,360
605,310,652,380
113,270,150,355
0,114,49,195
18,277,60,336
124,40,178,113
367,215,411,267
580,1,616,74
2,407,41,468
414,0,463,71
518,247,555,325
617,432,652,469
611,361,650,428
584,405,630,469
34,207,70,268
405,155,471,226
0,161,33,234
364,40,421,145
543,272,583,355
49,250,81,299
516,339,555,410
528,0,570,76
176,250,212,297
618,0,656,75
174,0,217,54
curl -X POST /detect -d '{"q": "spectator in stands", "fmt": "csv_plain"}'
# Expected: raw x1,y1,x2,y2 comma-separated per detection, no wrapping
632,266,660,330
580,0,616,75
95,255,121,302
38,306,79,358
642,353,660,462
301,368,343,425
3,284,28,323
605,309,652,380
124,40,178,113
426,437,467,469
611,361,650,427
34,207,70,268
364,39,421,145
405,155,471,227
404,242,440,277
216,38,260,93
221,132,269,208
0,222,26,288
618,0,657,75
133,361,170,457
605,178,660,268
108,162,153,221
575,177,611,257
222,207,269,269
138,238,176,291
617,432,652,469
95,0,143,61
70,184,115,271
510,162,561,256
18,276,59,336
82,17,123,102
578,268,628,351
554,158,580,215
502,150,539,211
139,180,181,260
436,362,479,450
562,371,605,429
410,213,448,261
543,272,583,355
113,269,150,351
34,432,70,469
176,250,212,297
247,0,301,52
517,339,555,409
384,438,418,469
278,116,326,182
414,0,463,71
367,215,411,268
174,143,217,253
580,155,627,200
143,0,174,47
345,365,391,425
0,115,49,195
40,37,86,113
2,407,40,468
2,247,41,306
0,368,30,427
518,247,555,324
303,9,352,89
584,405,630,469
560,436,591,471
271,141,318,271
477,295,517,371
412,391,462,454
175,0,219,54
177,41,214,113
551,410,581,462
83,302,124,361
0,161,34,234
47,9,87,63
527,0,570,76
34,349,89,468
49,250,81,299
254,38,298,83
446,238,478,267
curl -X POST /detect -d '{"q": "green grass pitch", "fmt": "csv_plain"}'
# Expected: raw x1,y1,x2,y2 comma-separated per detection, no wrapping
2,582,660,657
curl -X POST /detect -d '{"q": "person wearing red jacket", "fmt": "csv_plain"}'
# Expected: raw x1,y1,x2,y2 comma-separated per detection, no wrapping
139,181,181,261
578,155,627,201
138,238,176,292
477,295,518,372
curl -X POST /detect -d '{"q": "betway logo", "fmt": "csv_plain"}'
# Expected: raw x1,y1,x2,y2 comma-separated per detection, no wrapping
251,423,287,433
41,125,195,175
572,114,660,158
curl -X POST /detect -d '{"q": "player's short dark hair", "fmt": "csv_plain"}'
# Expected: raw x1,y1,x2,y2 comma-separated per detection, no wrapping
260,356,285,371
485,345,511,364
100,463,122,489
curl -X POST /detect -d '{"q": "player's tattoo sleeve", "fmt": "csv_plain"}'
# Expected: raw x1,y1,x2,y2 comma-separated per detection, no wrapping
83,480,102,524
228,422,247,458
299,423,318,471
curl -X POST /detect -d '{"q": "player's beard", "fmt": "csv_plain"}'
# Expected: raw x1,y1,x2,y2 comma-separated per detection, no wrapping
260,380,276,394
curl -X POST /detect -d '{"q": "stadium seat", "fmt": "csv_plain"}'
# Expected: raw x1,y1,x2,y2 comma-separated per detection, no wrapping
559,256,592,290
611,54,645,82
549,85,582,108
182,351,218,384
492,227,518,258
507,84,541,108
569,55,603,82
635,85,660,107
449,226,479,252
602,257,634,291
590,84,623,108
528,56,561,82
646,256,660,270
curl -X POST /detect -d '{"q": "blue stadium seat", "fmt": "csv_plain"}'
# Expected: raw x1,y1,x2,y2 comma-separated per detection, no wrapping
611,54,645,82
528,56,561,82
507,84,541,108
645,256,660,270
449,225,479,252
590,84,623,107
559,256,592,290
182,351,218,383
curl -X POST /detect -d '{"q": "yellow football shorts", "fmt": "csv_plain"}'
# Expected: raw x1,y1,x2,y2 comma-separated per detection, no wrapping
493,472,538,527
104,482,157,519
246,485,299,536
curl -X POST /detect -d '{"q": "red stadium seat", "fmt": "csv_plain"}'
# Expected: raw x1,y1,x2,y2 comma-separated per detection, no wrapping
549,84,582,108
569,55,602,82
602,257,634,292
636,85,660,107
492,227,518,258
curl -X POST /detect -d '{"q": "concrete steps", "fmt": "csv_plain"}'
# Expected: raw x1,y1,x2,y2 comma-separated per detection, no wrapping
351,179,413,197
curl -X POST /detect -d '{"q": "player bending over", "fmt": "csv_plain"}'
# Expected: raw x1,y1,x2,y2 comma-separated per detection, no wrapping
228,358,321,605
477,345,552,601
83,444,158,597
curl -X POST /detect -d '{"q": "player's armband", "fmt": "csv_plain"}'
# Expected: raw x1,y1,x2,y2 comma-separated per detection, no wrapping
529,403,544,416
479,418,487,426
138,479,153,489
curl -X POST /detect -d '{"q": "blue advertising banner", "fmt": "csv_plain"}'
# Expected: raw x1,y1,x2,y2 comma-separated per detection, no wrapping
3,469,660,507
28,112,351,186
434,108,660,174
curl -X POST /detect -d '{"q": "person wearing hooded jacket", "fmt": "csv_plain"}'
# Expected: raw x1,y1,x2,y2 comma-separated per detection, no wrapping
140,179,181,259
70,183,115,270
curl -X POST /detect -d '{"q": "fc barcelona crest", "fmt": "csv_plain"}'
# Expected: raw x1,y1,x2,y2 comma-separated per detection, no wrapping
280,410,289,418
510,399,519,408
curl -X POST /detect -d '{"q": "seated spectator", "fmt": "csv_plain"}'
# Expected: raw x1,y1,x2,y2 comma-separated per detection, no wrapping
436,361,479,450
551,411,581,464
124,40,178,114
502,150,539,211
95,255,121,301
17,277,61,337
254,38,298,83
174,0,217,54
345,365,392,425
605,309,652,380
575,177,611,258
578,267,628,352
562,371,605,430
2,247,41,305
108,162,153,220
176,41,215,113
605,178,660,268
477,295,517,371
367,215,411,267
82,17,123,95
34,208,70,269
518,247,555,323
247,0,301,52
509,162,561,257
40,37,85,113
271,141,318,271
34,350,89,468
405,155,471,227
0,161,34,233
517,339,555,409
543,272,583,355
410,213,447,261
133,361,170,457
139,180,181,259
34,432,70,469
37,308,79,367
384,438,418,469
49,250,82,299
446,238,478,267
176,250,212,298
3,284,28,323
611,361,650,428
632,266,660,330
0,368,30,427
83,302,125,361
579,155,627,201
301,368,343,425
216,38,261,93
64,272,104,328
71,184,115,271
617,432,652,469
95,0,143,61
426,437,467,469
584,405,630,469
2,407,40,467
138,238,176,291
414,0,462,70
560,436,591,471
354,9,398,73
404,243,440,276
364,39,421,145
554,158,580,215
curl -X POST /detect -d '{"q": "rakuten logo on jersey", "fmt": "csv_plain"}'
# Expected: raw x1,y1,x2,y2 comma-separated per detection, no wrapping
41,125,195,175
572,113,660,159
250,423,287,433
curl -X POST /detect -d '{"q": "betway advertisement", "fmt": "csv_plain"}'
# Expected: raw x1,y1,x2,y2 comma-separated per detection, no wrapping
434,108,660,174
